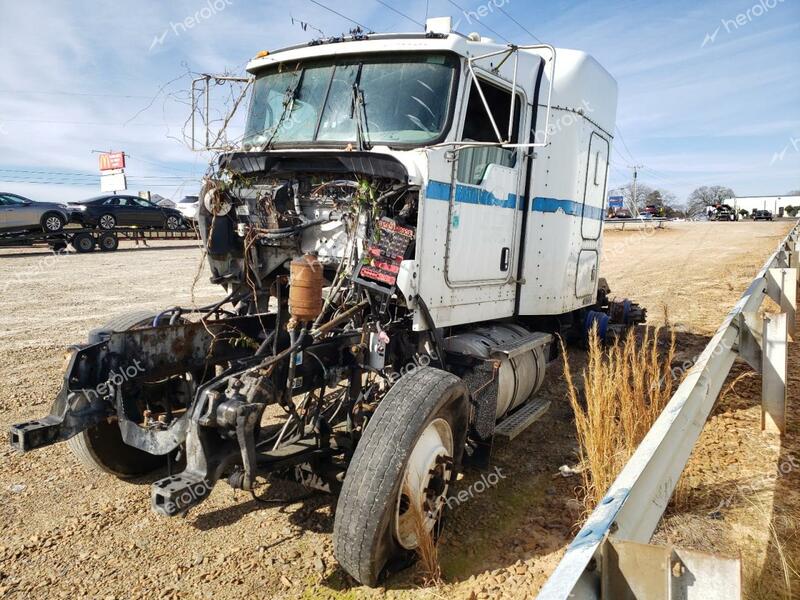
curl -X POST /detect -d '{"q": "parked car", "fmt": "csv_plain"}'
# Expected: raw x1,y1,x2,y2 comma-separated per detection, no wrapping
0,192,86,233
610,207,633,219
642,204,665,217
710,203,737,221
77,194,186,230
752,209,774,221
175,196,200,222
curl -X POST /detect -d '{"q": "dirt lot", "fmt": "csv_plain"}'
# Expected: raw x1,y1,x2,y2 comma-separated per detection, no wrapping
0,221,797,599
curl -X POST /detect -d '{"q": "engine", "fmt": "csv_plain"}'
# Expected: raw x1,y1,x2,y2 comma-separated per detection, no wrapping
197,152,418,299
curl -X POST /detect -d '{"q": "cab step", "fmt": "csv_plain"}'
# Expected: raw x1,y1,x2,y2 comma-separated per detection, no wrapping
494,398,551,440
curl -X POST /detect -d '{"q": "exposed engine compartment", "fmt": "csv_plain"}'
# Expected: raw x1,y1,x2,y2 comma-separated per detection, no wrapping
199,152,418,299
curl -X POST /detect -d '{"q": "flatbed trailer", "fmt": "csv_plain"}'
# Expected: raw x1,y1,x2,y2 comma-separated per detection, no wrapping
0,226,198,253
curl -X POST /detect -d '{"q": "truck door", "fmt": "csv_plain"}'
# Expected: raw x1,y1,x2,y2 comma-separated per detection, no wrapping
580,132,609,240
443,76,524,285
575,131,610,299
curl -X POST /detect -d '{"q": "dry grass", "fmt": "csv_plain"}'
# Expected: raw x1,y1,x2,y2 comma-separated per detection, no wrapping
740,494,800,600
562,325,676,510
403,483,443,586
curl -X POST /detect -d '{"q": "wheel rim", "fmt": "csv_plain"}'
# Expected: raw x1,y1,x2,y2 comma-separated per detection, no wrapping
102,236,115,249
79,238,92,251
167,216,179,230
45,216,62,231
100,215,114,229
395,418,454,550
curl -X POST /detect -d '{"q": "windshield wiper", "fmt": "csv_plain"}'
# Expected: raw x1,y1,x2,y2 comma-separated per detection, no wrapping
350,65,371,151
260,71,304,150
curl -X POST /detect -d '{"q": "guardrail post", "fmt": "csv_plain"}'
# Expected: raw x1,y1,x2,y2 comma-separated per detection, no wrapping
786,241,800,269
762,312,787,435
791,241,800,298
734,312,762,371
601,539,741,599
766,268,797,337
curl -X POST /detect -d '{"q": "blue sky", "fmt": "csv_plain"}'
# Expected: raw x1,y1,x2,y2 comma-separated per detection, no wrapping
0,0,798,204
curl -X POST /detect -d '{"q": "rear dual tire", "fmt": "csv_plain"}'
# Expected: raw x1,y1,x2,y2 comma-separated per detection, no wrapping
72,232,95,253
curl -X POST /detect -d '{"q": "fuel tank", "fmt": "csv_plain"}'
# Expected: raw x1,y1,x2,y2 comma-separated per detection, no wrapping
444,323,547,419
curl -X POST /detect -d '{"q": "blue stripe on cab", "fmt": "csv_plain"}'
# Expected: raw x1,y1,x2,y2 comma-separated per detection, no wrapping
424,180,604,220
532,197,605,221
425,181,519,209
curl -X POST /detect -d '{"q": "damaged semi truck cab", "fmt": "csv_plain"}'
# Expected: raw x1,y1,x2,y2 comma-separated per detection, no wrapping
9,18,644,586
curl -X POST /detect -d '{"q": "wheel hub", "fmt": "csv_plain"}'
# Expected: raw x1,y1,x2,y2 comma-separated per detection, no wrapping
395,417,453,550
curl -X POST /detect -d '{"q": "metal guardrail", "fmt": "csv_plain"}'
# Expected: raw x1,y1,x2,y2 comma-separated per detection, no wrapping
538,220,800,599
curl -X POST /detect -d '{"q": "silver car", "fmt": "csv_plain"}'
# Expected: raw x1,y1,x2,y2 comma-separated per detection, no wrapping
0,192,84,233
175,195,199,222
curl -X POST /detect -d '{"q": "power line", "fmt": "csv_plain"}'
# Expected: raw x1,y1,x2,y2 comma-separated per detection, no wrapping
496,6,544,44
444,0,510,43
123,154,199,175
612,146,631,167
307,0,373,32
641,166,682,189
614,125,637,164
0,168,193,180
1,118,184,128
372,0,424,28
0,89,153,99
0,178,195,188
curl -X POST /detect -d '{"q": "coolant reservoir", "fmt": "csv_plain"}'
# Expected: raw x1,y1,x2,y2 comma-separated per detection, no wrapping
289,254,324,322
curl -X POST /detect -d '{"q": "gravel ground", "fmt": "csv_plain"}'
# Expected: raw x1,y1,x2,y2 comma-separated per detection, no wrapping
0,221,796,599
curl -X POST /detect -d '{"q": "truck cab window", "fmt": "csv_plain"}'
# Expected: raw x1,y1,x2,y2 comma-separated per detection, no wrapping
457,79,521,186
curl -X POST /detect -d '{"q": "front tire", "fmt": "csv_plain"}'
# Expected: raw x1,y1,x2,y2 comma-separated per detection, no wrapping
41,212,65,233
333,367,469,586
99,213,116,230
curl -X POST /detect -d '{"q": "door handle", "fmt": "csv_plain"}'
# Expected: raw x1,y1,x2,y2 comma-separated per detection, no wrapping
500,247,510,272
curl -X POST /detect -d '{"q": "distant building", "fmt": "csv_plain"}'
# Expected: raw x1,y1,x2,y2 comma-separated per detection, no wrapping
728,195,800,216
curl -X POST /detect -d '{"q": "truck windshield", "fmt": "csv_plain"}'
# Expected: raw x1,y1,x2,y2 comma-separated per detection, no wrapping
243,53,459,148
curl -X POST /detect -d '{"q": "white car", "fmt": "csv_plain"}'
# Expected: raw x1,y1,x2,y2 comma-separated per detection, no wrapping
175,196,199,222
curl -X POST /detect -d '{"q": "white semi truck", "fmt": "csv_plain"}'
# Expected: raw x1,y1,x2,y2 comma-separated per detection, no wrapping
10,17,644,586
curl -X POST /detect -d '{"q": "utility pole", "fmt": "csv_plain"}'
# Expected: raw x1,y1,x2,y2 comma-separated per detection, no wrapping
628,164,644,217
